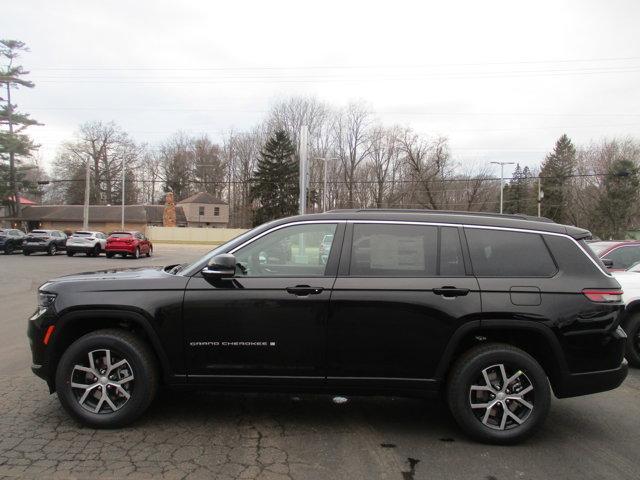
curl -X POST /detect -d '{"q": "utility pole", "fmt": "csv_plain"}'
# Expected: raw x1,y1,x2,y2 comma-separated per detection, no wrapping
121,159,125,230
315,157,337,212
6,79,19,225
490,161,515,214
298,125,309,215
83,156,91,229
537,177,544,217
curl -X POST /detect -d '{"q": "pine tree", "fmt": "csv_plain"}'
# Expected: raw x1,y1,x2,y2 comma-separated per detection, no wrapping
251,130,299,225
540,134,576,223
0,39,40,220
596,158,639,239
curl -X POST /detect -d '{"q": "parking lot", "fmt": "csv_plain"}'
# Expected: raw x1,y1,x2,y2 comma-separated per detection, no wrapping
0,245,639,480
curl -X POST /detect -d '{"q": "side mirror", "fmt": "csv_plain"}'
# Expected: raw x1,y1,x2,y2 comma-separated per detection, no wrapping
202,253,236,280
602,258,614,268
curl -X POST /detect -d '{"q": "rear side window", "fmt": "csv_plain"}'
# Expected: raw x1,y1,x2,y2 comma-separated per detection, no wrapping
350,224,438,276
466,228,557,277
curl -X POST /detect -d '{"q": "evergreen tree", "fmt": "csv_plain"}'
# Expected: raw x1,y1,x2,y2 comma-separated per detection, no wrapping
540,134,576,223
595,158,639,239
503,164,534,214
251,130,299,225
0,39,40,220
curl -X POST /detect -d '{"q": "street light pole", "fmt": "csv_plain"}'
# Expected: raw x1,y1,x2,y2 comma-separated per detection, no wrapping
121,159,125,230
314,157,337,212
83,156,90,229
490,161,515,214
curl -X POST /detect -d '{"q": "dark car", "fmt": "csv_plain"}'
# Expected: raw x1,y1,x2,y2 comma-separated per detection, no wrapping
588,240,640,271
0,228,26,254
28,210,628,444
23,230,67,256
105,231,152,259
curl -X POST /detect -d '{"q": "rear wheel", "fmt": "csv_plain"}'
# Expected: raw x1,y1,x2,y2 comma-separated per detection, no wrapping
23,250,30,256
624,313,640,367
55,329,159,428
106,252,114,258
446,343,550,444
48,244,57,256
91,244,101,257
4,244,13,255
133,247,140,259
67,251,75,257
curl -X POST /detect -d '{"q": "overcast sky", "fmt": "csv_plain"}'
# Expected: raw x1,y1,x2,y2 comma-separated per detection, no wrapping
5,0,640,178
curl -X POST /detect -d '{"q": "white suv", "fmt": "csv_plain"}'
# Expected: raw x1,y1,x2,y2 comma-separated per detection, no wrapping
66,231,107,257
611,266,640,367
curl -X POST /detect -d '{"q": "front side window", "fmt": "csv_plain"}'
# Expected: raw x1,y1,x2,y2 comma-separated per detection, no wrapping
234,223,338,277
466,228,557,277
350,224,438,276
603,246,640,270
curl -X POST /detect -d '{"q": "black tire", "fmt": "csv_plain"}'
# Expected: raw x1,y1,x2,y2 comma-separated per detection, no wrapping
4,244,13,255
47,244,57,256
23,250,30,256
624,314,640,368
92,244,101,257
133,247,140,259
67,251,75,257
146,247,152,258
55,329,159,428
106,252,114,258
446,342,550,444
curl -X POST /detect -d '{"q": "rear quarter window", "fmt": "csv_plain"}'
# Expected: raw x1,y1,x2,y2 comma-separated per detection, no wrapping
465,228,557,277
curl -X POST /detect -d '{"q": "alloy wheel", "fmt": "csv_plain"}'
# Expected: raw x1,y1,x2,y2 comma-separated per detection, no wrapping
468,363,534,431
70,349,134,414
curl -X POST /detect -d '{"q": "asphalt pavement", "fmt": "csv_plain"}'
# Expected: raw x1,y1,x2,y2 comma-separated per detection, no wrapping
0,245,639,479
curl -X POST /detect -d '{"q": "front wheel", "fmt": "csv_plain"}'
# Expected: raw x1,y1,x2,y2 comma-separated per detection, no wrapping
624,313,640,367
133,247,140,259
4,245,13,255
23,250,30,256
55,329,159,428
48,244,57,256
67,251,75,257
446,343,550,444
146,247,152,258
106,252,114,258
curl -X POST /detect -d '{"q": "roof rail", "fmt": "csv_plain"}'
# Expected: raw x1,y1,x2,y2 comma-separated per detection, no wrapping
324,208,555,223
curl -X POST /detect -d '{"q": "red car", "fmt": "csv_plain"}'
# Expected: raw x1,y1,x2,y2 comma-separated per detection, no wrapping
588,240,640,271
105,231,153,259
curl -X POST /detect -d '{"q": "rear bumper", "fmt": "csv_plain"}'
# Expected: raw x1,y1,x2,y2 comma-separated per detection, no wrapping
67,245,98,253
23,244,50,252
106,245,136,254
554,360,628,398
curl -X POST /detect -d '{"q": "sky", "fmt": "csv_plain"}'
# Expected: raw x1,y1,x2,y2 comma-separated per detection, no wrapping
4,0,640,178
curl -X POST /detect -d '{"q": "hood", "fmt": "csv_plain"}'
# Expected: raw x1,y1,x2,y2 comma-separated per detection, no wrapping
47,266,168,284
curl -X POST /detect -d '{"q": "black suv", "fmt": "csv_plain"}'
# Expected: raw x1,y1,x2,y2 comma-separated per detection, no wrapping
23,229,67,255
0,228,26,254
28,211,628,444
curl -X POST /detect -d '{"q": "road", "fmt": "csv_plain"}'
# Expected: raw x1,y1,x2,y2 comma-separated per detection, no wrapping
0,245,639,479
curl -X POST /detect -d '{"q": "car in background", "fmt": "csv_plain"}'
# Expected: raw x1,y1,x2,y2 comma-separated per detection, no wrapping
610,266,640,368
0,228,26,255
22,230,67,256
318,233,334,264
66,231,108,257
105,231,152,259
588,240,640,271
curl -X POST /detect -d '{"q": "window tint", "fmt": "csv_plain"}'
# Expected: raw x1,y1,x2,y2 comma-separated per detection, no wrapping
440,227,465,276
603,246,640,270
350,224,438,276
234,223,337,277
466,229,556,277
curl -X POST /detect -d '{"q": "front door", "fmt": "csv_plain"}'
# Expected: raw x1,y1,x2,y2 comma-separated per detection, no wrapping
327,223,481,389
184,222,343,383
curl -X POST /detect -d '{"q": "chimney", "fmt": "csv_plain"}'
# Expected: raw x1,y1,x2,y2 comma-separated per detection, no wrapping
163,192,177,227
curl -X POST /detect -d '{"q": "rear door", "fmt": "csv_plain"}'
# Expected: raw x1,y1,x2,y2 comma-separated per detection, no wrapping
327,222,481,388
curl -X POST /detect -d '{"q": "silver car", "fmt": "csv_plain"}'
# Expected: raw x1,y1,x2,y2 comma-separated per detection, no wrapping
66,231,107,257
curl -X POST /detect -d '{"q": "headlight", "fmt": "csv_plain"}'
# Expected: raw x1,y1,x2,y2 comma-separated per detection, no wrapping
38,292,57,309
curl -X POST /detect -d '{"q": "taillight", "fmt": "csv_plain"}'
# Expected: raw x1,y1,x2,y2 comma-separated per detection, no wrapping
582,289,623,303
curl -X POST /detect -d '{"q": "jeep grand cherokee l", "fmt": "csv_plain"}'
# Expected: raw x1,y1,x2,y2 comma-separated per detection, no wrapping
28,210,628,444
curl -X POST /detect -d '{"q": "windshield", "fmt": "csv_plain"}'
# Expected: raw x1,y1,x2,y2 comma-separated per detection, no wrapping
587,242,618,255
179,226,265,276
73,231,93,237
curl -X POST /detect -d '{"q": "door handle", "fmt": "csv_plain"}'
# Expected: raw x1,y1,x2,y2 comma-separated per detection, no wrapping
433,286,470,297
286,285,324,296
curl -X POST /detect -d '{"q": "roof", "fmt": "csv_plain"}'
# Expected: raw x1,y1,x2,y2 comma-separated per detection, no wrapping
7,195,36,205
20,205,186,225
278,209,591,239
178,192,226,205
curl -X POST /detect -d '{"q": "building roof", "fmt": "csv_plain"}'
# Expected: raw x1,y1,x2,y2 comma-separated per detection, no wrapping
7,195,37,205
20,205,187,225
178,192,226,205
